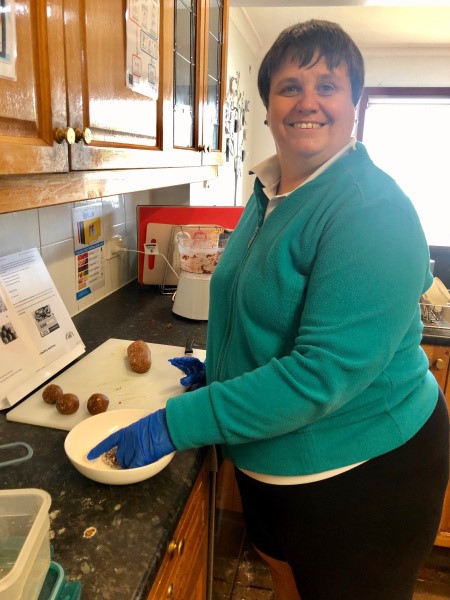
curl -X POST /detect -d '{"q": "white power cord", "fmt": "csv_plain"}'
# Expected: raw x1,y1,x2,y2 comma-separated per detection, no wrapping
117,246,180,280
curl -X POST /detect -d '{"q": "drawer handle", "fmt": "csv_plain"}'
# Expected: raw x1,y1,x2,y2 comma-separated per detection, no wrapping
434,358,446,370
167,538,185,557
167,583,174,598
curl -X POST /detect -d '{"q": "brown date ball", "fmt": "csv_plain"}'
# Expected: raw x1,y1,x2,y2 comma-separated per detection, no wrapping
56,393,80,415
42,383,64,405
87,393,109,415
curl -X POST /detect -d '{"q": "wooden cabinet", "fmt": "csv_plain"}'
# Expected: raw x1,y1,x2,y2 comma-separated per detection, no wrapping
421,343,450,548
147,460,210,600
0,1,69,175
169,0,228,167
0,0,228,211
422,344,450,402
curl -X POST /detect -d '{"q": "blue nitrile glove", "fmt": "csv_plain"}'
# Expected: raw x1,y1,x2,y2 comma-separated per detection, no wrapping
87,409,175,469
168,356,206,389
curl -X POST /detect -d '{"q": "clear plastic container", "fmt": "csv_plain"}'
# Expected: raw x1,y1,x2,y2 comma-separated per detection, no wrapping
177,237,222,274
0,488,51,600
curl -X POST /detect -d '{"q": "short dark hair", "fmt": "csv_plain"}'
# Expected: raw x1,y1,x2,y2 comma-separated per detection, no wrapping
257,19,365,109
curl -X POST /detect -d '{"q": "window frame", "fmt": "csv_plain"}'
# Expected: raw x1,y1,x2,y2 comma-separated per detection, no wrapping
356,87,450,142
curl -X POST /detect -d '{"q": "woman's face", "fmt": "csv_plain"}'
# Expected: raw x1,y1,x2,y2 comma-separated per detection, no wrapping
266,55,356,171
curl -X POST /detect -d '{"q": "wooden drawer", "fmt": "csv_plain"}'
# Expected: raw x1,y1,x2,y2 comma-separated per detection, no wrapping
147,460,209,600
421,344,450,399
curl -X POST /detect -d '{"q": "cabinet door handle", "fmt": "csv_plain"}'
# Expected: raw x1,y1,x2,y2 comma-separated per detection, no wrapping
434,358,446,370
54,127,76,145
74,127,93,145
167,538,185,557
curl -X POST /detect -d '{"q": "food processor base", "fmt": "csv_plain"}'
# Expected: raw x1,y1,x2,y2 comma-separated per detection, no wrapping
172,273,211,320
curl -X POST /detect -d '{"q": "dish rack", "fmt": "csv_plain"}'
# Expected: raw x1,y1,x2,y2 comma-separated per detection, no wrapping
420,300,450,329
420,276,450,330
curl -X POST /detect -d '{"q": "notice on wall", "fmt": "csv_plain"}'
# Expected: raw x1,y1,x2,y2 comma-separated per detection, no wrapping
72,204,105,301
0,0,17,80
0,248,85,408
125,0,159,99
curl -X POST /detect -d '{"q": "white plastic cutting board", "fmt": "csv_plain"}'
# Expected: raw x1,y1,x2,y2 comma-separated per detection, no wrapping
6,339,206,431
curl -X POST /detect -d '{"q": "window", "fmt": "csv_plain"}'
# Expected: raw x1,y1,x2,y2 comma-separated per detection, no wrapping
356,88,450,248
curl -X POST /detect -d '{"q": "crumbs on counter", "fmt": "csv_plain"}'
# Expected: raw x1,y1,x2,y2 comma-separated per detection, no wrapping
83,526,97,538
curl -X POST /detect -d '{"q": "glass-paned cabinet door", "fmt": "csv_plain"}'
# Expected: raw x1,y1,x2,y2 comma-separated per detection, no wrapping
174,0,197,147
204,0,223,151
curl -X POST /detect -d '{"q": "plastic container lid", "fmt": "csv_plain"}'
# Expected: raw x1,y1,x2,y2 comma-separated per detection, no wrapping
37,562,81,600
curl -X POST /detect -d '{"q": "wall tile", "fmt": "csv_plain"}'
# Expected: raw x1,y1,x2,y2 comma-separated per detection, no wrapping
125,189,152,221
125,218,138,281
102,194,126,228
104,222,128,296
38,204,74,246
0,209,40,256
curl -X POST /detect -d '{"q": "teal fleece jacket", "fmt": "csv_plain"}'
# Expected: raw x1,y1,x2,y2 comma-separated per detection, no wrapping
166,143,437,476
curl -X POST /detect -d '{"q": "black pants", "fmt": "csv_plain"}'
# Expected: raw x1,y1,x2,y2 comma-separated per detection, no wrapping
235,391,449,600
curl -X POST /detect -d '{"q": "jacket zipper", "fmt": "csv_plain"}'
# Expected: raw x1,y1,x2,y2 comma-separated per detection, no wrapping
216,223,262,380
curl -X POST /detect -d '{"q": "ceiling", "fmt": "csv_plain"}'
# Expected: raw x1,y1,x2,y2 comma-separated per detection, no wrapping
229,1,450,52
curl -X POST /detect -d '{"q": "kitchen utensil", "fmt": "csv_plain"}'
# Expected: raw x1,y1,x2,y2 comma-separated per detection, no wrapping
6,340,206,431
64,409,175,485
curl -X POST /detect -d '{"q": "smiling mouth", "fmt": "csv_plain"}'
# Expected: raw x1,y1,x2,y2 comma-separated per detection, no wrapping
289,122,324,129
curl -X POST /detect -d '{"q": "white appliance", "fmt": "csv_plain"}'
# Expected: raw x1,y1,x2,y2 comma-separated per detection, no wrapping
172,228,225,320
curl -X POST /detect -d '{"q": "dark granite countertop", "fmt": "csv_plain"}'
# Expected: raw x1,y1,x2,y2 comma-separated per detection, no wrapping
422,325,450,347
0,282,208,600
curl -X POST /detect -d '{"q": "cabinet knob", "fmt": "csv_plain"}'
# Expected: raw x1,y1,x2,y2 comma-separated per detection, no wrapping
167,538,184,557
74,127,92,145
54,127,76,145
166,583,174,598
434,358,446,370
197,144,205,152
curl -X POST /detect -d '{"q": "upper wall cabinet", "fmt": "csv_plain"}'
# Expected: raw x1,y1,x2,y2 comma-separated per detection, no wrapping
172,0,227,166
0,0,228,176
0,1,69,175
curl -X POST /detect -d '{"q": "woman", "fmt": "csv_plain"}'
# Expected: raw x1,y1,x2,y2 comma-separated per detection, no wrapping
89,20,449,600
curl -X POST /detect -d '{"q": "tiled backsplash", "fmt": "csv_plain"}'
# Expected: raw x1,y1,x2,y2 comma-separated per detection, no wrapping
0,190,152,317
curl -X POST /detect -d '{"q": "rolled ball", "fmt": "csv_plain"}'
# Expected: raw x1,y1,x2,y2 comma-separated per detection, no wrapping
87,393,109,415
42,384,64,405
56,393,80,415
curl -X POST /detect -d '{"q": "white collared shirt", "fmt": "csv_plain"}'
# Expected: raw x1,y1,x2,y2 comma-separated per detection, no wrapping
251,137,356,220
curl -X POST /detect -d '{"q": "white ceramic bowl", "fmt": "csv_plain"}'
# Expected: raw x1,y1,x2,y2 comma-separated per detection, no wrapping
64,409,175,485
